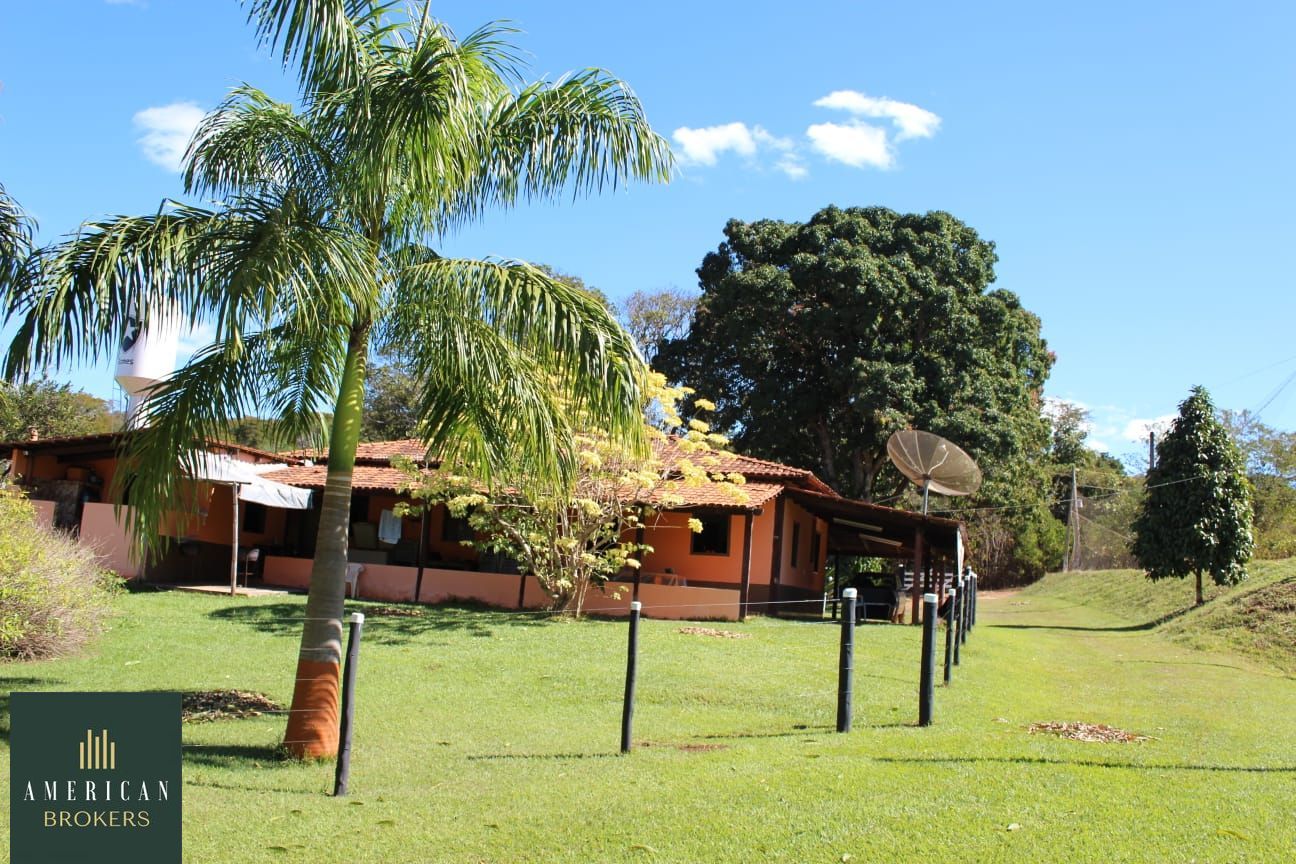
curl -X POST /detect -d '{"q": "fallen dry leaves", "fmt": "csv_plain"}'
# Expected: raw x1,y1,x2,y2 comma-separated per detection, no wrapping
677,626,749,639
1027,721,1150,743
182,690,282,723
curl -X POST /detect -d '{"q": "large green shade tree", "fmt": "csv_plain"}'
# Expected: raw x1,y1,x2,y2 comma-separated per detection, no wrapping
1133,386,1253,605
3,1,671,757
655,205,1053,503
655,206,1061,583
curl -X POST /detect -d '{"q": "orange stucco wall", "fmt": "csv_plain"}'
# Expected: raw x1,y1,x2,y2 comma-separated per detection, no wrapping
262,555,542,608
778,500,829,590
351,493,479,564
168,483,289,549
13,451,118,491
79,502,141,579
30,499,55,528
634,497,826,593
263,555,740,621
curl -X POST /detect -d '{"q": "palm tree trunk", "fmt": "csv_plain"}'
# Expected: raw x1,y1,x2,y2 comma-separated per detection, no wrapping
284,321,371,758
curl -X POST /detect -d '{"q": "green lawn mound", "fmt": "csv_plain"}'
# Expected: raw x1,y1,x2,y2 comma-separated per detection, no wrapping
1023,558,1296,672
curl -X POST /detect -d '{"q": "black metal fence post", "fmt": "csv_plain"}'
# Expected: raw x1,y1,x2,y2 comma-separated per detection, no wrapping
620,600,641,753
953,576,962,667
943,588,956,685
960,571,971,646
970,572,978,628
837,587,857,733
333,611,365,796
919,593,937,726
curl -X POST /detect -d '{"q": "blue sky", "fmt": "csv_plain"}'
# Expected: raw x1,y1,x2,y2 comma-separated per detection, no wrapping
2,1,1294,461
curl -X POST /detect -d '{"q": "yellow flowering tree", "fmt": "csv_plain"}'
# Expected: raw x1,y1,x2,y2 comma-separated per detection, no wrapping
397,373,747,614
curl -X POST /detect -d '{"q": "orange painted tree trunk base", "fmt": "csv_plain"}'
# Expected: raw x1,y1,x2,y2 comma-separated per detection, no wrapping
283,658,341,759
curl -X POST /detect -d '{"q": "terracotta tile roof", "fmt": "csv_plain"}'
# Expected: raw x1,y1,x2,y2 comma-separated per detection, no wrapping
279,439,431,464
650,481,783,512
2,431,297,465
263,464,783,512
282,436,816,480
270,435,838,507
261,464,414,492
653,436,811,480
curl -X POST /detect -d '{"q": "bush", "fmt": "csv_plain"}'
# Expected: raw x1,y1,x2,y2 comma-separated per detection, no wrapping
0,491,121,660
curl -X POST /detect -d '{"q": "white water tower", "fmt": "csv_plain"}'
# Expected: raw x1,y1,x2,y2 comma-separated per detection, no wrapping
114,303,181,427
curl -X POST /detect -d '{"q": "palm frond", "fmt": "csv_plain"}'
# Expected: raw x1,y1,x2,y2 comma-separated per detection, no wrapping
242,0,397,95
0,181,36,294
3,195,375,381
382,255,647,489
184,86,338,199
315,16,513,238
475,70,674,210
117,324,345,554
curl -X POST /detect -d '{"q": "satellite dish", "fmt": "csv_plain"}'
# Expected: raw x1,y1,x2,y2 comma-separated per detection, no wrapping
886,430,982,513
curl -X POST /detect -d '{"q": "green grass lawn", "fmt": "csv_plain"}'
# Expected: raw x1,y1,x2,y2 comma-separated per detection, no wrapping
2,581,1294,863
1021,558,1296,672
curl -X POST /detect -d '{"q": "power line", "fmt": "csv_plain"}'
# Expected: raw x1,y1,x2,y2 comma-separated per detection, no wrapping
1252,367,1296,418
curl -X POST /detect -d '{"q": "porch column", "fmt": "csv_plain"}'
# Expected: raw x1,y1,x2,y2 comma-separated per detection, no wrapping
739,512,754,621
414,504,428,604
230,484,240,596
633,526,645,603
768,496,786,615
911,525,925,625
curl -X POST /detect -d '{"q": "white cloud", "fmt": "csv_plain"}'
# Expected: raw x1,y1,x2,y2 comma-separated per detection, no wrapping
1121,415,1175,442
674,89,939,178
813,90,941,140
806,121,893,169
672,122,757,166
752,127,794,152
133,102,205,172
775,154,808,180
673,122,810,178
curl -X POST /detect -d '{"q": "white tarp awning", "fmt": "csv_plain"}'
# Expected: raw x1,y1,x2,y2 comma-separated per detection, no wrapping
185,452,313,510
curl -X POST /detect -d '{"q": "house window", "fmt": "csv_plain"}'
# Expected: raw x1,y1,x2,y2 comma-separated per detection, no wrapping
349,494,371,526
242,502,267,533
442,513,474,542
811,530,821,570
690,513,731,555
790,522,801,567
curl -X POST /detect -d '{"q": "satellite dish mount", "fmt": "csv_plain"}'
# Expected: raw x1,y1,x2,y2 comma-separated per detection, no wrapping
886,430,983,514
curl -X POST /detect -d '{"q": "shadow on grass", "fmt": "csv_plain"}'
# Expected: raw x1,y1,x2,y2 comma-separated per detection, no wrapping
1115,658,1296,680
700,724,835,741
873,755,1295,774
183,742,288,769
0,677,66,743
991,603,1200,634
207,601,553,644
185,777,324,796
467,751,619,761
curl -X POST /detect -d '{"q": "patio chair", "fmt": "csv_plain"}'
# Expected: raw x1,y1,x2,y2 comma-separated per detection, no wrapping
239,548,261,588
345,563,365,599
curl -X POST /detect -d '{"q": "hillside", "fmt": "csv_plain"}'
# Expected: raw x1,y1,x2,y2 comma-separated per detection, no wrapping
1021,558,1296,672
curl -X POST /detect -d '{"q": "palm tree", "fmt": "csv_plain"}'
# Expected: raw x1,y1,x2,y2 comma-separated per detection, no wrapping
0,182,34,293
3,2,671,757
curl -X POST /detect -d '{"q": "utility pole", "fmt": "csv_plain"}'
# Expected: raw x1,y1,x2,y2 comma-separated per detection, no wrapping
1148,431,1156,472
1068,466,1079,572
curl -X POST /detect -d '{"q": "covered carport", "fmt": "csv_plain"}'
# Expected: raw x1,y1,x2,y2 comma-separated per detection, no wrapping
783,488,967,623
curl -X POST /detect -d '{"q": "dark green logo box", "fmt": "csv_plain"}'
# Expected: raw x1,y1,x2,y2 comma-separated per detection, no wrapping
10,692,181,864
